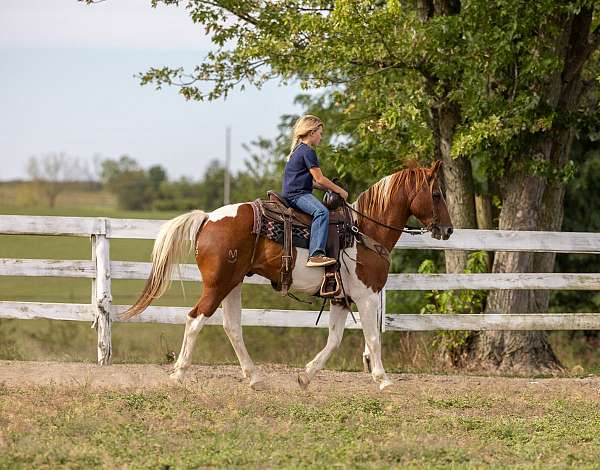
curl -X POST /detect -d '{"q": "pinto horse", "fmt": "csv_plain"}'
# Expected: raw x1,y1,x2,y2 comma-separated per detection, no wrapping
123,161,453,391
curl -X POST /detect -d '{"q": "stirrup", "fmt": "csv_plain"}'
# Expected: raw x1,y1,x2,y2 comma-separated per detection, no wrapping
320,272,341,298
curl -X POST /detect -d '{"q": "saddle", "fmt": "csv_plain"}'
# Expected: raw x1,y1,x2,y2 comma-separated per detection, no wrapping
251,190,355,298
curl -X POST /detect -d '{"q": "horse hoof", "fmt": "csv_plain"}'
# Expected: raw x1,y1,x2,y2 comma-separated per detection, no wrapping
169,369,185,382
250,376,267,391
297,371,310,390
379,379,394,391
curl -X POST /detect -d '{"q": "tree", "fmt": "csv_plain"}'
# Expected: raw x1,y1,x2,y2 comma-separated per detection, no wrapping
148,165,168,192
455,2,600,372
26,153,86,207
129,0,600,372
100,155,155,210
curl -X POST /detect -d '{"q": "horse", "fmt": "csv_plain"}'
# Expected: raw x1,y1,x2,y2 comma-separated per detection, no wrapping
122,160,453,391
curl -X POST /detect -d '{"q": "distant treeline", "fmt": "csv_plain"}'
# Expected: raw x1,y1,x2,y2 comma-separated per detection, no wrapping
101,153,280,212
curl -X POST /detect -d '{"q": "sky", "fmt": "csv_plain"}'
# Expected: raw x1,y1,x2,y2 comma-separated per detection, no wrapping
0,0,305,181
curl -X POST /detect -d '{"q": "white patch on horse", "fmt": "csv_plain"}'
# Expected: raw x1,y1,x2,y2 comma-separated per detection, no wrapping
289,248,325,294
208,203,243,222
338,244,378,299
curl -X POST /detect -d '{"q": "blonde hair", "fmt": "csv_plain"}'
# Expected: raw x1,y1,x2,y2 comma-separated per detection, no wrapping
288,115,323,159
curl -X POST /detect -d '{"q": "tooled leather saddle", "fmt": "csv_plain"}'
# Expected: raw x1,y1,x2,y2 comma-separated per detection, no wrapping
250,190,355,297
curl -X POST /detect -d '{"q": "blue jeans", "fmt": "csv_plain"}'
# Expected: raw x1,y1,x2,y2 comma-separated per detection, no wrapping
287,193,329,257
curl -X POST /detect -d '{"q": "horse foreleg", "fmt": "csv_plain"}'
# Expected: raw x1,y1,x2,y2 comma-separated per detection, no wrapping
356,293,393,391
298,302,348,390
222,284,265,390
170,313,207,382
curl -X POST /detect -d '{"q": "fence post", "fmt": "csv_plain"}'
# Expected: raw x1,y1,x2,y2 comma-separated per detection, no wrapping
93,218,112,365
378,288,386,333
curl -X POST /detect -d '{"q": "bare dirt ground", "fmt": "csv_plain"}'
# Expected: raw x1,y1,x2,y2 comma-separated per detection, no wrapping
2,360,600,400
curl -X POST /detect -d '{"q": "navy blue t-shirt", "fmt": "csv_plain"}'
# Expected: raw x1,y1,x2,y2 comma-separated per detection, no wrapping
281,143,319,200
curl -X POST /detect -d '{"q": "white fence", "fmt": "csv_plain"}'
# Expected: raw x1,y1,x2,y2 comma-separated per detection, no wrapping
2,214,600,365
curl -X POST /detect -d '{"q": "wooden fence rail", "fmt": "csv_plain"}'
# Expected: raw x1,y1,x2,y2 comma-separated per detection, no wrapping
2,214,600,365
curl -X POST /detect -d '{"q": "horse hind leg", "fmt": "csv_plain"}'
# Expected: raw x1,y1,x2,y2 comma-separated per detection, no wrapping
170,287,222,382
222,284,266,390
170,313,207,381
298,302,348,390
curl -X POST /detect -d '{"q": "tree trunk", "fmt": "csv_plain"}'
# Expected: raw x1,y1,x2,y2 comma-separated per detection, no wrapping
431,102,478,368
433,102,477,274
467,5,596,374
470,173,563,373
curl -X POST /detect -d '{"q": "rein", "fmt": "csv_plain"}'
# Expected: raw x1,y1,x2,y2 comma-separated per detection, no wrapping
344,170,442,236
341,172,443,264
344,202,429,236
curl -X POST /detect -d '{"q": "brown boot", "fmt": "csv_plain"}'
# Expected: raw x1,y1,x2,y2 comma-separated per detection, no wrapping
306,254,337,267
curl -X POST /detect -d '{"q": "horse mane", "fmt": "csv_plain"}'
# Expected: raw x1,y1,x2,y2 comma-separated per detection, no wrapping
356,167,430,216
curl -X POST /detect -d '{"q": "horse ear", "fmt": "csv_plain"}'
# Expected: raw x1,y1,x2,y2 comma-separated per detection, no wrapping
430,160,443,178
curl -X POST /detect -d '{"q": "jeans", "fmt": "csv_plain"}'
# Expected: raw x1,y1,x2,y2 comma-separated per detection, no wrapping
287,192,329,258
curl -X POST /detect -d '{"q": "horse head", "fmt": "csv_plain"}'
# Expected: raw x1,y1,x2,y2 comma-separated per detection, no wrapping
409,161,453,240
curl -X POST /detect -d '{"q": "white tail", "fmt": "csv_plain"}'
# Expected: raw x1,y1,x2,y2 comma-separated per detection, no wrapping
121,210,208,319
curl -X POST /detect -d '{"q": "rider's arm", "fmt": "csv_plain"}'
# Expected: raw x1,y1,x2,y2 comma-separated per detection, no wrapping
313,180,327,191
309,167,348,200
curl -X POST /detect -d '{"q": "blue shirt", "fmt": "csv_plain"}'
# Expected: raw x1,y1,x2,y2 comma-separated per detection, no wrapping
281,143,320,200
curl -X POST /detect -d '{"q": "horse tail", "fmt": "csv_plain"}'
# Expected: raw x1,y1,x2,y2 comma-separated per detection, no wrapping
121,210,209,320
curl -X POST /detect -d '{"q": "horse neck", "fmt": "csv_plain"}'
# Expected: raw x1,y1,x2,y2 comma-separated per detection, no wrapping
355,181,411,252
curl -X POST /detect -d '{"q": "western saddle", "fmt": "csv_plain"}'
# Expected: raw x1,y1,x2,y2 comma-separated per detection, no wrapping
251,190,355,298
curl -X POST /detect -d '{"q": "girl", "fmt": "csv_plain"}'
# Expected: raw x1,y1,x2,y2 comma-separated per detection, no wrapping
281,115,348,267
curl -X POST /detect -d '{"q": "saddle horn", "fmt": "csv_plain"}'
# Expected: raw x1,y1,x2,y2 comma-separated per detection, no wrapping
323,178,346,210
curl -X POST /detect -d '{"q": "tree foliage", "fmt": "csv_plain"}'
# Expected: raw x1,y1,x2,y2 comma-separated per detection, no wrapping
140,1,599,184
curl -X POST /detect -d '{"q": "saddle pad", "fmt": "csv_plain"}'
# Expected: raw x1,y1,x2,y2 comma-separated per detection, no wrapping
260,219,311,249
249,199,354,251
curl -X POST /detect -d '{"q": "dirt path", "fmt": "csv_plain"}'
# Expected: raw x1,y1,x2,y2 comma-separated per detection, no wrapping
2,360,600,400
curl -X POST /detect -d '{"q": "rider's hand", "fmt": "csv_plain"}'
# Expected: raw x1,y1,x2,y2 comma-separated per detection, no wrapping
340,189,349,201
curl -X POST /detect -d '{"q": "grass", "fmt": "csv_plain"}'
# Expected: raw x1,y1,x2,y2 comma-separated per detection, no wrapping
1,379,600,468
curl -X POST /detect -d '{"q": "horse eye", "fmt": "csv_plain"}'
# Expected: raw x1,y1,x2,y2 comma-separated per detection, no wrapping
432,191,442,199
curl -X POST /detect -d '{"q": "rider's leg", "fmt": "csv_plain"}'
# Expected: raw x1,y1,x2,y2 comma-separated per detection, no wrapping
289,193,332,262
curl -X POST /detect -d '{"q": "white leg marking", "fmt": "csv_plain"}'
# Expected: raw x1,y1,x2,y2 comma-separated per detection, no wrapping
171,314,207,382
356,293,393,391
222,284,265,390
298,302,348,390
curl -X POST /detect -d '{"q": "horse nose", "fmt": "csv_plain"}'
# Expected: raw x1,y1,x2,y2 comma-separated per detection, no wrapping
445,227,453,237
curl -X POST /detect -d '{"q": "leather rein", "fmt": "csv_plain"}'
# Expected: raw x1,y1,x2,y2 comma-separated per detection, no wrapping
344,203,430,236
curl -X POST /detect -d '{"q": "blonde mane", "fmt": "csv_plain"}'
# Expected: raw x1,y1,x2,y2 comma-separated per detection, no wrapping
356,167,431,217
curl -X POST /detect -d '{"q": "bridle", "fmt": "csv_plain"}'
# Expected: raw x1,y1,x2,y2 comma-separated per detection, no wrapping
344,173,442,236
344,202,429,236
